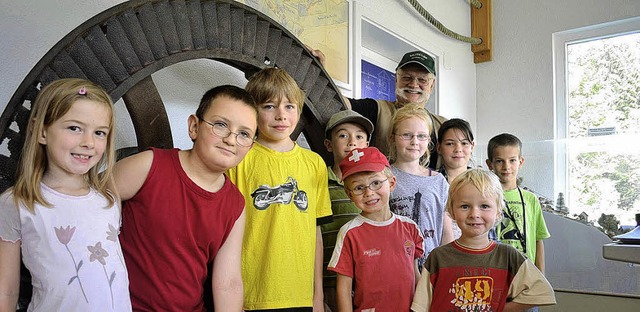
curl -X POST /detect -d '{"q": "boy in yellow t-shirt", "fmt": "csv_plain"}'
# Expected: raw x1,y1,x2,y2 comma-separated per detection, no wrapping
227,68,332,311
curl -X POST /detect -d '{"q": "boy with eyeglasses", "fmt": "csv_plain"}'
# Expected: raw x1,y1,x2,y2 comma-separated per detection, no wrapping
227,68,332,311
116,85,257,311
328,147,424,311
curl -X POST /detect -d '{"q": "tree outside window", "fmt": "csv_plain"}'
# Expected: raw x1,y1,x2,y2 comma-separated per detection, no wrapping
566,32,640,233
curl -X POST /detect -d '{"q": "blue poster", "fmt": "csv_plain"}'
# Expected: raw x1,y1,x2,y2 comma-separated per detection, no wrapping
361,60,396,102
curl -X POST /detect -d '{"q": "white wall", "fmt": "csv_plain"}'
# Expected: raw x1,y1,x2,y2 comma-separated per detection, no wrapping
150,60,247,151
477,0,640,144
0,0,127,109
476,0,640,198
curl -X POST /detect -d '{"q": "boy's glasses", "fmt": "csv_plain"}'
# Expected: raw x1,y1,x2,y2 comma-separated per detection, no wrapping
393,133,430,141
349,179,388,195
199,118,255,147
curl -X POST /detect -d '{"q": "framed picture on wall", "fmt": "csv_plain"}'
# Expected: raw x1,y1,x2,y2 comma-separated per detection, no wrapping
237,0,350,87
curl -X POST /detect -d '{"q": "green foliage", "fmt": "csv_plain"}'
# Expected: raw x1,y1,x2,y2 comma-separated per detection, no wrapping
567,34,640,225
567,34,640,138
608,157,640,209
572,152,600,205
597,213,621,238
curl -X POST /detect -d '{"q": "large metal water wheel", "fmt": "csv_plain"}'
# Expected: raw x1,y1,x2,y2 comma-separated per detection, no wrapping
0,0,346,309
0,0,346,192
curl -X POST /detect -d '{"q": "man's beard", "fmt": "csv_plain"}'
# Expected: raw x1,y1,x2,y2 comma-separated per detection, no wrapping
395,88,430,107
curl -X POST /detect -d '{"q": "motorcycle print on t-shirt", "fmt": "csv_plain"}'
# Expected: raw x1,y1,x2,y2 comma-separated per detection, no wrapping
250,176,308,211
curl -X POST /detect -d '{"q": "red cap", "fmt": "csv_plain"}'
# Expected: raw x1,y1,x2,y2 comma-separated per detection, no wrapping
339,147,390,181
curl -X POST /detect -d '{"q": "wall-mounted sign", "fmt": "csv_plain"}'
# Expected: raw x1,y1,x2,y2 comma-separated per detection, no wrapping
361,60,395,102
588,127,616,136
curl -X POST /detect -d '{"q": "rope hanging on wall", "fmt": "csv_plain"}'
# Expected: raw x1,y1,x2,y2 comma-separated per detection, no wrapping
407,0,482,45
468,0,482,9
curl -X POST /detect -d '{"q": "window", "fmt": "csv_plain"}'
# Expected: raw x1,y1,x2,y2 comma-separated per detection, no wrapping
554,17,640,232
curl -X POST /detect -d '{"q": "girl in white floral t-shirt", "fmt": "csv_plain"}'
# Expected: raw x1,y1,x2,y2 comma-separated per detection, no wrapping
0,78,131,311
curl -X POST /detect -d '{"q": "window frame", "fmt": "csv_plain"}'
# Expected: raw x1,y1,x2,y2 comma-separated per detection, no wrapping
552,16,640,205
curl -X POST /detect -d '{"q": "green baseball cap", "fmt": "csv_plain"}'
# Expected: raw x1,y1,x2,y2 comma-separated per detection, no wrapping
325,110,374,139
396,51,436,76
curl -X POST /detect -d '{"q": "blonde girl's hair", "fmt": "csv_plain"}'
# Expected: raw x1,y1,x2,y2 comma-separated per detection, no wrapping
388,103,433,167
12,78,117,213
445,168,504,221
245,68,305,116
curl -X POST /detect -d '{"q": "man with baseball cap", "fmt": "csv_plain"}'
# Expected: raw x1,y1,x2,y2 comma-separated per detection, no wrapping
350,51,446,169
308,48,446,169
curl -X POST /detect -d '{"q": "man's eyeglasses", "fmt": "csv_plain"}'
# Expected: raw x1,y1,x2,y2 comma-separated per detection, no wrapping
199,118,255,147
348,179,388,195
393,133,430,141
399,75,433,86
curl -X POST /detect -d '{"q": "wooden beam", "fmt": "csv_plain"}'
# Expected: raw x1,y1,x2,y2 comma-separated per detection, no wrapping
471,0,492,63
122,76,174,151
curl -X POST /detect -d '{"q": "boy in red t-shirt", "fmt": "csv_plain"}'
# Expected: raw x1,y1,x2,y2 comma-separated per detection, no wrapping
328,147,424,311
115,85,257,311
